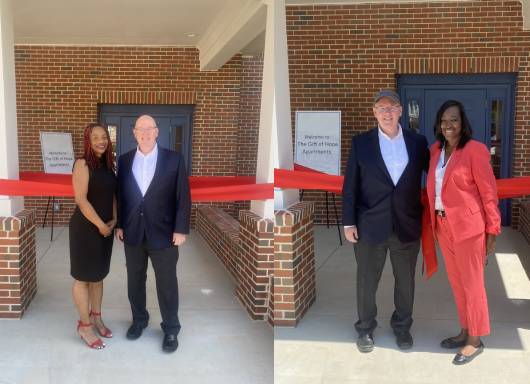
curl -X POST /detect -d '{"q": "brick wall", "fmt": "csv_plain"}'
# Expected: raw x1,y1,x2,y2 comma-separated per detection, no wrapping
14,47,262,226
286,0,530,227
0,210,37,319
196,206,240,281
520,201,530,244
236,55,264,214
519,201,530,280
237,55,263,178
274,202,315,326
237,210,274,321
197,206,274,322
268,273,274,326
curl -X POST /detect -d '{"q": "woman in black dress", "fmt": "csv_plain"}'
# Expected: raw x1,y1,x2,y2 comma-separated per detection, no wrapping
70,123,117,349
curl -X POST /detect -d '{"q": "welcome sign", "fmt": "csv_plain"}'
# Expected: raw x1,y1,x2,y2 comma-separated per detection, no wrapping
295,111,341,176
40,132,75,174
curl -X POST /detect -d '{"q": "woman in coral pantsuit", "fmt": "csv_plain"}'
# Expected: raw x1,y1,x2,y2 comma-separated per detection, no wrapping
426,100,501,365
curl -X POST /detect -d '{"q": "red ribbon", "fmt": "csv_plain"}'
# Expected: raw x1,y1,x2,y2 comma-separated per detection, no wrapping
1,167,529,278
275,165,530,279
190,177,273,201
0,172,273,202
275,167,343,193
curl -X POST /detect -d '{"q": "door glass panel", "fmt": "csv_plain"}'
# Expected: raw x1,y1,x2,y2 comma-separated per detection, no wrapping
174,125,183,154
107,124,117,160
490,100,503,178
407,99,420,133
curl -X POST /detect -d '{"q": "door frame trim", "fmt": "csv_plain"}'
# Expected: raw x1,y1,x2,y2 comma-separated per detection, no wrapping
98,104,194,174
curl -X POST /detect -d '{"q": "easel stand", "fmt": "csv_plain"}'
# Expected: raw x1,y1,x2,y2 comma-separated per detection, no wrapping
300,190,342,245
42,196,55,241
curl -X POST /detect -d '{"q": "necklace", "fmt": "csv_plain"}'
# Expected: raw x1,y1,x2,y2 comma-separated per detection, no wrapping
442,145,453,168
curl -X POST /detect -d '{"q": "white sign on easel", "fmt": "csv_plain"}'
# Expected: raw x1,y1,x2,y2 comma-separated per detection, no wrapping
295,111,341,175
40,132,75,174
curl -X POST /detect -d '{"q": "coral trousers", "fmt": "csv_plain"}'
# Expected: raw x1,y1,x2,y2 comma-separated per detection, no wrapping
435,215,490,336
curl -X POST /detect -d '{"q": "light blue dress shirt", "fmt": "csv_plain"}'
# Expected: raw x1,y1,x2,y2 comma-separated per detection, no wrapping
132,143,158,196
377,125,409,186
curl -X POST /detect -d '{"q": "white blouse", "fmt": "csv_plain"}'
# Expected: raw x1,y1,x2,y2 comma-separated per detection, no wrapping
434,146,452,211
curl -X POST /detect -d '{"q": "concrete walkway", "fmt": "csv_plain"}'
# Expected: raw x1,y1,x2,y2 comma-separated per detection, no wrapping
0,228,272,384
275,225,530,384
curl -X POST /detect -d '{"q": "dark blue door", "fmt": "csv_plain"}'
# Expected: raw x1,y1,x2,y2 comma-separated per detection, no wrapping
424,88,487,144
398,74,516,225
99,105,193,174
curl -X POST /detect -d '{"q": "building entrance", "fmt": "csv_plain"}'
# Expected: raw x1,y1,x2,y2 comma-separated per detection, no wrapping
99,104,193,173
398,74,516,224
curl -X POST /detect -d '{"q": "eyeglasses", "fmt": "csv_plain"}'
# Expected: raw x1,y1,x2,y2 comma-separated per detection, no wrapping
374,106,401,114
134,127,157,133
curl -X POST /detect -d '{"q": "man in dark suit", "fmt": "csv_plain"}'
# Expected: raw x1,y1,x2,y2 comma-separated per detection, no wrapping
116,114,191,353
342,90,429,353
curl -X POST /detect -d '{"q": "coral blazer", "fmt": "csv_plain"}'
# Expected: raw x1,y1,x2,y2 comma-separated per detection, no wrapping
426,140,501,243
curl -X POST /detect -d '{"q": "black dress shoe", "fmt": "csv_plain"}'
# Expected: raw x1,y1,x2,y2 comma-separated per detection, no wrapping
395,331,413,350
356,334,374,353
126,323,147,340
452,342,484,365
440,336,467,349
162,333,179,353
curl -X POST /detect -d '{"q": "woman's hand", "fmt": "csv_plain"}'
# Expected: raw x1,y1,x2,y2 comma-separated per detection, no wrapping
98,222,113,237
106,218,117,231
486,234,496,255
485,234,496,266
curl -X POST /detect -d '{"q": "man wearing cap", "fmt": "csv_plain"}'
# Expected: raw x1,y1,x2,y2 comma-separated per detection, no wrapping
342,89,429,353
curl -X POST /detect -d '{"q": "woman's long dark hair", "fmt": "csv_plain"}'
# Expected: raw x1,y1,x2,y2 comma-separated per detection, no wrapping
433,100,473,149
82,123,115,172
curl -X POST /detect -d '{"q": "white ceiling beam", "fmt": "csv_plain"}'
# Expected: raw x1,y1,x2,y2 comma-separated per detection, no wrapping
198,0,266,70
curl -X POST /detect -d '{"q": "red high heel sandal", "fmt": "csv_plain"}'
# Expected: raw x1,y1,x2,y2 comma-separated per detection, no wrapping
77,321,105,349
89,310,113,338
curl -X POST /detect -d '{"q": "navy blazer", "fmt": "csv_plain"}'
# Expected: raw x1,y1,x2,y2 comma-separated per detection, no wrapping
117,146,191,249
342,127,429,244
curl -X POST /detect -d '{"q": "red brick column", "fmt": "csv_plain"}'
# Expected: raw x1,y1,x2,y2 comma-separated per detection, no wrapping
274,202,315,326
237,210,274,321
0,210,37,319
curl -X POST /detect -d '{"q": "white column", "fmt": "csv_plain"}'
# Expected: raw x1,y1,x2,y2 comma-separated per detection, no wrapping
0,0,23,216
251,0,298,219
521,0,530,30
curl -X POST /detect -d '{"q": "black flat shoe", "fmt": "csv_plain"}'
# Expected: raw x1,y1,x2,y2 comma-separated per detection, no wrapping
395,331,413,350
126,322,147,340
441,336,467,349
452,342,484,365
356,333,374,353
162,333,179,353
